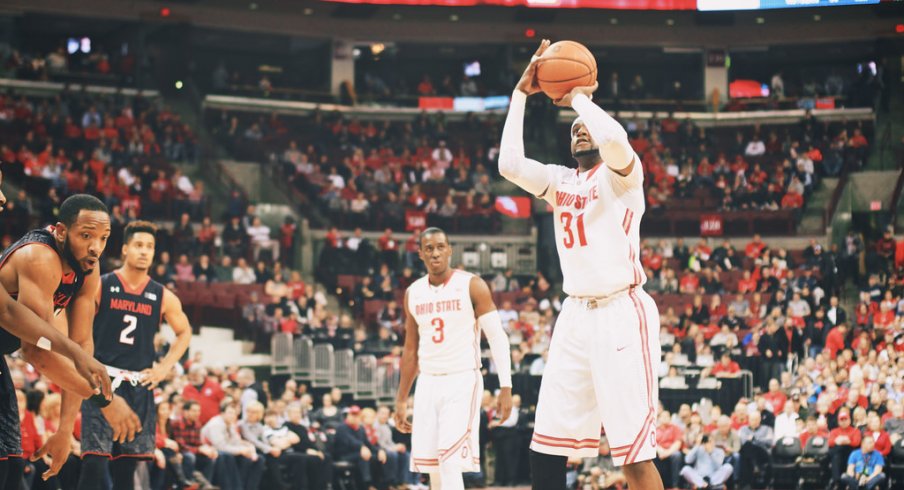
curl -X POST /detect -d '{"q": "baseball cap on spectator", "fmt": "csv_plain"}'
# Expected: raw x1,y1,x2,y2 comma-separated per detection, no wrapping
346,405,361,415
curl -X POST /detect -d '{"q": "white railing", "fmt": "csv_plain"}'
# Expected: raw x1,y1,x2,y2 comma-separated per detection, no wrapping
270,333,294,376
273,337,401,402
354,355,379,400
312,343,335,388
376,363,400,404
334,349,355,392
293,336,314,381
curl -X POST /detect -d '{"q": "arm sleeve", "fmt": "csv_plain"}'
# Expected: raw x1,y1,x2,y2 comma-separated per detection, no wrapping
202,421,227,451
498,90,556,198
685,446,698,465
571,94,642,190
240,424,272,453
478,310,512,388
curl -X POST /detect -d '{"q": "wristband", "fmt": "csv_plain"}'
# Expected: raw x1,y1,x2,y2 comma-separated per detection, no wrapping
89,393,112,408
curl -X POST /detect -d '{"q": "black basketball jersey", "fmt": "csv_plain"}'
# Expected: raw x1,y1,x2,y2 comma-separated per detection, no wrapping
0,228,87,355
93,272,164,371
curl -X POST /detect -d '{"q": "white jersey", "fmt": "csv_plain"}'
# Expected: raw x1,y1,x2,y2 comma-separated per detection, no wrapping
406,270,480,376
541,156,646,297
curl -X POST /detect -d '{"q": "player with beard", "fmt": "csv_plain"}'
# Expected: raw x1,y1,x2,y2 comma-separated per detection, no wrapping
78,221,193,490
499,40,663,490
0,188,141,487
0,171,118,488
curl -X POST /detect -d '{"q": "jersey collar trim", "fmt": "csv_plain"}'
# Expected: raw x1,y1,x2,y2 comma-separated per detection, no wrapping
580,162,603,180
114,271,151,296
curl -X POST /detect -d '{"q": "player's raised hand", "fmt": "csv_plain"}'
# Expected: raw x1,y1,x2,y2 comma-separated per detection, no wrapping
72,349,113,400
495,387,513,424
140,362,170,390
553,81,599,107
394,402,412,433
31,431,71,480
101,395,142,443
515,39,551,96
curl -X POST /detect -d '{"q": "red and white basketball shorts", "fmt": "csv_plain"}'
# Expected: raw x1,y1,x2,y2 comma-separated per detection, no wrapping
531,287,661,466
410,369,483,473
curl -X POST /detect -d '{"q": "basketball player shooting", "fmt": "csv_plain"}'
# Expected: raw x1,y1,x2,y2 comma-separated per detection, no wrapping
77,221,193,490
394,227,513,490
499,40,664,490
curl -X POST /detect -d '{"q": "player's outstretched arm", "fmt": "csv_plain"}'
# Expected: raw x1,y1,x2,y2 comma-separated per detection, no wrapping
470,276,513,423
141,288,193,390
394,289,419,433
499,40,556,198
0,287,110,398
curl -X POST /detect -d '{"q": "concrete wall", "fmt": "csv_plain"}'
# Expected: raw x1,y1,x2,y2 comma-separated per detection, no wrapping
220,160,263,202
848,171,900,212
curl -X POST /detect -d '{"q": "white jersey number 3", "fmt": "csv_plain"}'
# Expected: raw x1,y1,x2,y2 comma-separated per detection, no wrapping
119,314,138,345
431,317,445,344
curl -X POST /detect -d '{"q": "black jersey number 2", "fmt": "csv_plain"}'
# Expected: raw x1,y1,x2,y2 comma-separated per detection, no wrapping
119,314,138,345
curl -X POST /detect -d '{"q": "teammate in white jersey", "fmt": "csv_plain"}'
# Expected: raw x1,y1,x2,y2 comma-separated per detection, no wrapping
499,40,664,490
395,227,513,490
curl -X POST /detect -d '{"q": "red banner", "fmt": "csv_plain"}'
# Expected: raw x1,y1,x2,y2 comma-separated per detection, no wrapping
418,97,454,110
700,214,723,236
495,196,532,218
815,97,836,109
405,210,427,231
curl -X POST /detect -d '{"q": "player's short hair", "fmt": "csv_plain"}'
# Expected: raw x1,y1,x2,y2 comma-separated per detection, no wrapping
419,227,448,248
58,194,108,226
123,220,158,244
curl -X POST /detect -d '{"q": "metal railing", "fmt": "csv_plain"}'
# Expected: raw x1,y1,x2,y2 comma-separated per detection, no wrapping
354,355,379,400
334,349,355,392
293,337,314,381
271,333,294,376
376,364,400,404
270,339,400,401
312,344,335,388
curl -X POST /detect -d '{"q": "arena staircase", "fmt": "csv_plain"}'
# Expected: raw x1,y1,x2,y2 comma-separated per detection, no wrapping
798,177,840,235
161,324,271,367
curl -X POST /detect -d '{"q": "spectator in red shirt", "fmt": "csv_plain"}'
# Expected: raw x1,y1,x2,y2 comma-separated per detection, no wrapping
654,409,685,489
416,75,435,96
763,379,788,414
745,234,766,259
737,270,757,294
377,228,399,268
324,226,342,249
865,414,891,457
799,415,830,449
849,128,868,148
828,409,861,485
825,323,848,359
679,273,700,294
181,366,225,425
709,352,741,378
781,189,804,209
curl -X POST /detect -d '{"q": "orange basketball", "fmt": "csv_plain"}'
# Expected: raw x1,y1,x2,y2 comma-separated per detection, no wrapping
535,40,597,101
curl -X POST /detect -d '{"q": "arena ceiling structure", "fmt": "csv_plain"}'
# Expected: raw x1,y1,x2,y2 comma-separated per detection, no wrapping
2,0,903,47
